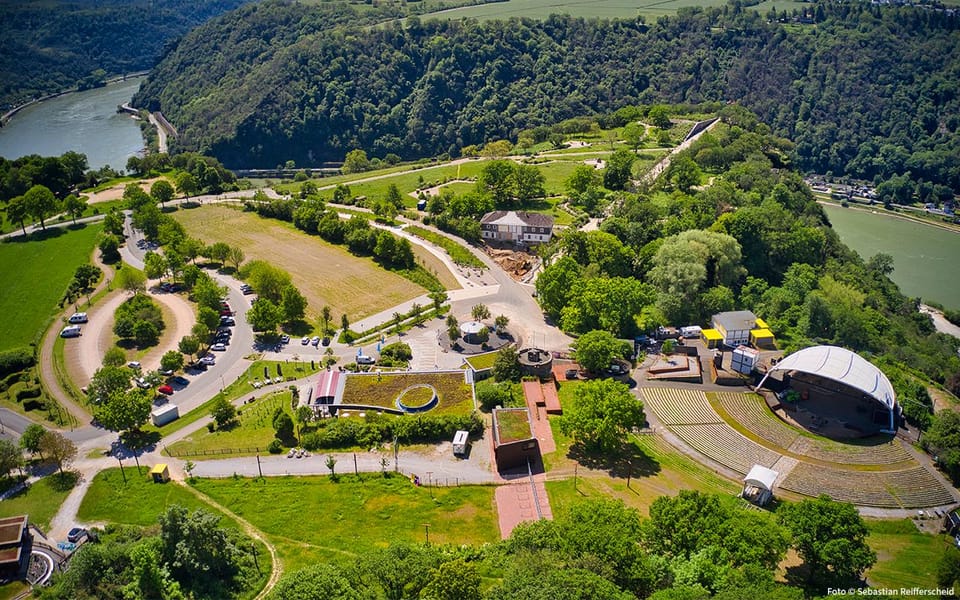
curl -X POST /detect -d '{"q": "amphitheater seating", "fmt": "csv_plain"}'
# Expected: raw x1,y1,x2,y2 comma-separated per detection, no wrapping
781,463,957,508
642,388,721,425
670,423,781,475
787,435,912,466
711,392,801,451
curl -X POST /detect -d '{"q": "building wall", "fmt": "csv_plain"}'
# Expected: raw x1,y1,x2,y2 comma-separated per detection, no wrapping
494,438,540,471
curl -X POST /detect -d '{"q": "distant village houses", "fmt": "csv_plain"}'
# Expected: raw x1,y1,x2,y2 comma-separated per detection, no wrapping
480,211,554,246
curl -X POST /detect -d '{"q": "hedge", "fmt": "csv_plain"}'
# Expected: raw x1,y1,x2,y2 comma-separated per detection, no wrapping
301,412,483,451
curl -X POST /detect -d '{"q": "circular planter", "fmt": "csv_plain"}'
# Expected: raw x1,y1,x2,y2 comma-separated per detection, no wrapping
396,384,439,413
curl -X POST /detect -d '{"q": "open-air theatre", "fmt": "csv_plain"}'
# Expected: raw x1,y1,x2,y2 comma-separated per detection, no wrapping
757,345,898,434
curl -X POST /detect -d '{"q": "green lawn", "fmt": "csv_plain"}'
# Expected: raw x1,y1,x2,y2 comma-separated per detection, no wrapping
866,518,949,589
0,472,77,531
78,469,212,526
495,409,532,443
192,475,499,571
341,371,475,415
464,351,499,371
0,223,102,351
404,225,485,268
166,391,291,458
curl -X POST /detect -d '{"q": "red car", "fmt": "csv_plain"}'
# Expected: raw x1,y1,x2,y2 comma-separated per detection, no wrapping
157,385,174,395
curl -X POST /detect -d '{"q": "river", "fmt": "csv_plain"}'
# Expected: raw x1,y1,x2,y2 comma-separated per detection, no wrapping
0,77,145,171
821,203,960,311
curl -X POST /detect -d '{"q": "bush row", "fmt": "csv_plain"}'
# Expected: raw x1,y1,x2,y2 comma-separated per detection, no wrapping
0,348,35,378
301,412,483,451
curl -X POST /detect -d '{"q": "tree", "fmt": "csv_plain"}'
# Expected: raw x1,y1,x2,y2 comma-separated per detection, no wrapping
144,251,168,280
175,171,199,199
198,305,221,333
622,122,646,151
428,290,447,312
102,208,125,236
0,439,23,480
23,184,58,231
476,160,515,207
648,105,672,129
243,260,291,303
63,194,87,224
269,564,359,600
392,311,404,333
325,455,337,480
778,495,876,588
5,195,29,236
179,336,201,361
158,505,243,592
668,154,702,193
559,379,644,452
574,330,628,374
385,184,404,209
603,149,636,191
420,558,481,600
248,298,282,332
95,388,152,435
103,346,127,367
340,313,349,333
513,163,546,203
342,149,371,174
471,304,491,321
410,302,424,325
98,233,121,263
481,140,513,158
273,408,294,443
192,275,227,312
281,285,308,324
88,365,132,404
493,346,521,382
115,267,147,295
161,350,184,373
39,431,77,475
566,164,599,197
210,396,237,429
227,246,245,271
207,241,231,265
151,179,175,207
20,423,47,459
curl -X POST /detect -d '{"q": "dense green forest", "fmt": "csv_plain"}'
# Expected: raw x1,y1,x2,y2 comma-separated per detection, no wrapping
0,0,250,111
134,0,960,192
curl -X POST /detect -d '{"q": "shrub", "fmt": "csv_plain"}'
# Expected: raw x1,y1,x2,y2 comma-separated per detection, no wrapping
0,348,35,378
16,387,42,401
267,439,283,454
477,384,511,411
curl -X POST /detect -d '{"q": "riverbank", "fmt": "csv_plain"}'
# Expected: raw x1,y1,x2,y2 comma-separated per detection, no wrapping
1,72,148,125
816,197,960,235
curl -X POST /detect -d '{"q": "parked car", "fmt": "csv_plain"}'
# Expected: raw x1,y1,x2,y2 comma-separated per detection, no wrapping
157,385,174,395
67,527,87,543
211,343,227,352
60,325,82,338
171,376,189,386
200,355,216,366
127,361,141,370
280,334,290,343
160,368,174,376
301,337,310,345
135,377,151,389
311,336,321,346
68,312,88,323
241,287,255,295
565,368,579,380
220,317,235,326
356,355,375,365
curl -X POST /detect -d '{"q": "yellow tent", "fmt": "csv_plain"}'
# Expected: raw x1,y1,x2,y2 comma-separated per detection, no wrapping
750,328,776,349
701,328,723,349
150,464,170,483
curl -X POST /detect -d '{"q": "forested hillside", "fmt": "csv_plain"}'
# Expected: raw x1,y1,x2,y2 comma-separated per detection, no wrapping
0,0,250,110
135,1,960,191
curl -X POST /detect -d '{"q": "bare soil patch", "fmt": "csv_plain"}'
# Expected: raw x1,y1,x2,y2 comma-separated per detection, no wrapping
172,205,426,321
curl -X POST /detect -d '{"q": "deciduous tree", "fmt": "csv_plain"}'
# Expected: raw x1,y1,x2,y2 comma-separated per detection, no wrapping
39,431,77,475
95,388,152,435
20,424,47,459
559,379,644,452
573,330,629,374
23,184,58,231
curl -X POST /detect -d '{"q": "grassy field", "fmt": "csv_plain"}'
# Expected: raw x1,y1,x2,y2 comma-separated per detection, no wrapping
172,205,434,321
341,371,475,415
404,225,485,268
192,475,499,572
0,472,77,531
865,518,949,589
464,350,499,371
0,223,102,352
167,391,291,458
494,409,532,442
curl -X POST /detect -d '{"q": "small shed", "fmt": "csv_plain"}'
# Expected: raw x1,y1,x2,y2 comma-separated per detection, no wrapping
742,464,778,506
151,403,179,426
700,328,723,349
492,407,539,471
150,463,171,483
750,328,776,349
417,198,427,211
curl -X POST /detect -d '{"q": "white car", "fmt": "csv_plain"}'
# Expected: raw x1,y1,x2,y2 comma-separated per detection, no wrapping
211,343,227,352
127,361,141,370
301,337,310,345
199,355,216,366
311,336,321,346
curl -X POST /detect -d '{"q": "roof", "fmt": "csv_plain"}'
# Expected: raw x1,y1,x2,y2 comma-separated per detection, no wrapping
744,464,779,491
766,345,896,410
701,328,723,340
460,321,485,334
522,381,562,414
750,328,774,338
150,464,168,474
712,310,758,332
315,370,344,400
480,211,554,228
755,317,769,329
0,516,26,546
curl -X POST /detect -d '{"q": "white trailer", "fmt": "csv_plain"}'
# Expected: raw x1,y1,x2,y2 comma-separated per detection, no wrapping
452,430,469,456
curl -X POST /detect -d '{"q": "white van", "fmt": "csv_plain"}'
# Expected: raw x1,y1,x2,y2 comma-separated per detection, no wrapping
60,325,82,338
356,355,375,365
452,430,469,456
68,312,88,324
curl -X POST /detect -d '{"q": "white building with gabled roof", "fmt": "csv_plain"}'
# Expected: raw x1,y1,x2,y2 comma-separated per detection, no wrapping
480,211,554,245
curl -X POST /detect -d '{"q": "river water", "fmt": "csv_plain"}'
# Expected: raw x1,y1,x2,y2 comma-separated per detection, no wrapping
821,203,960,311
0,77,145,171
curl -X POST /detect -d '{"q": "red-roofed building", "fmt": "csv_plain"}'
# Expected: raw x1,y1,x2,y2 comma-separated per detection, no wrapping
313,370,345,406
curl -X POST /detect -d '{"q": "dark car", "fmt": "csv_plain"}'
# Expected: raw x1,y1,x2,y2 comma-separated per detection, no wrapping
171,376,189,386
67,527,87,543
565,368,579,380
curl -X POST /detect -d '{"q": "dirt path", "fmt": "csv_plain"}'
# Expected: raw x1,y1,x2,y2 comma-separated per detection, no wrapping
84,177,161,205
641,119,720,185
73,291,127,384
179,483,282,600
